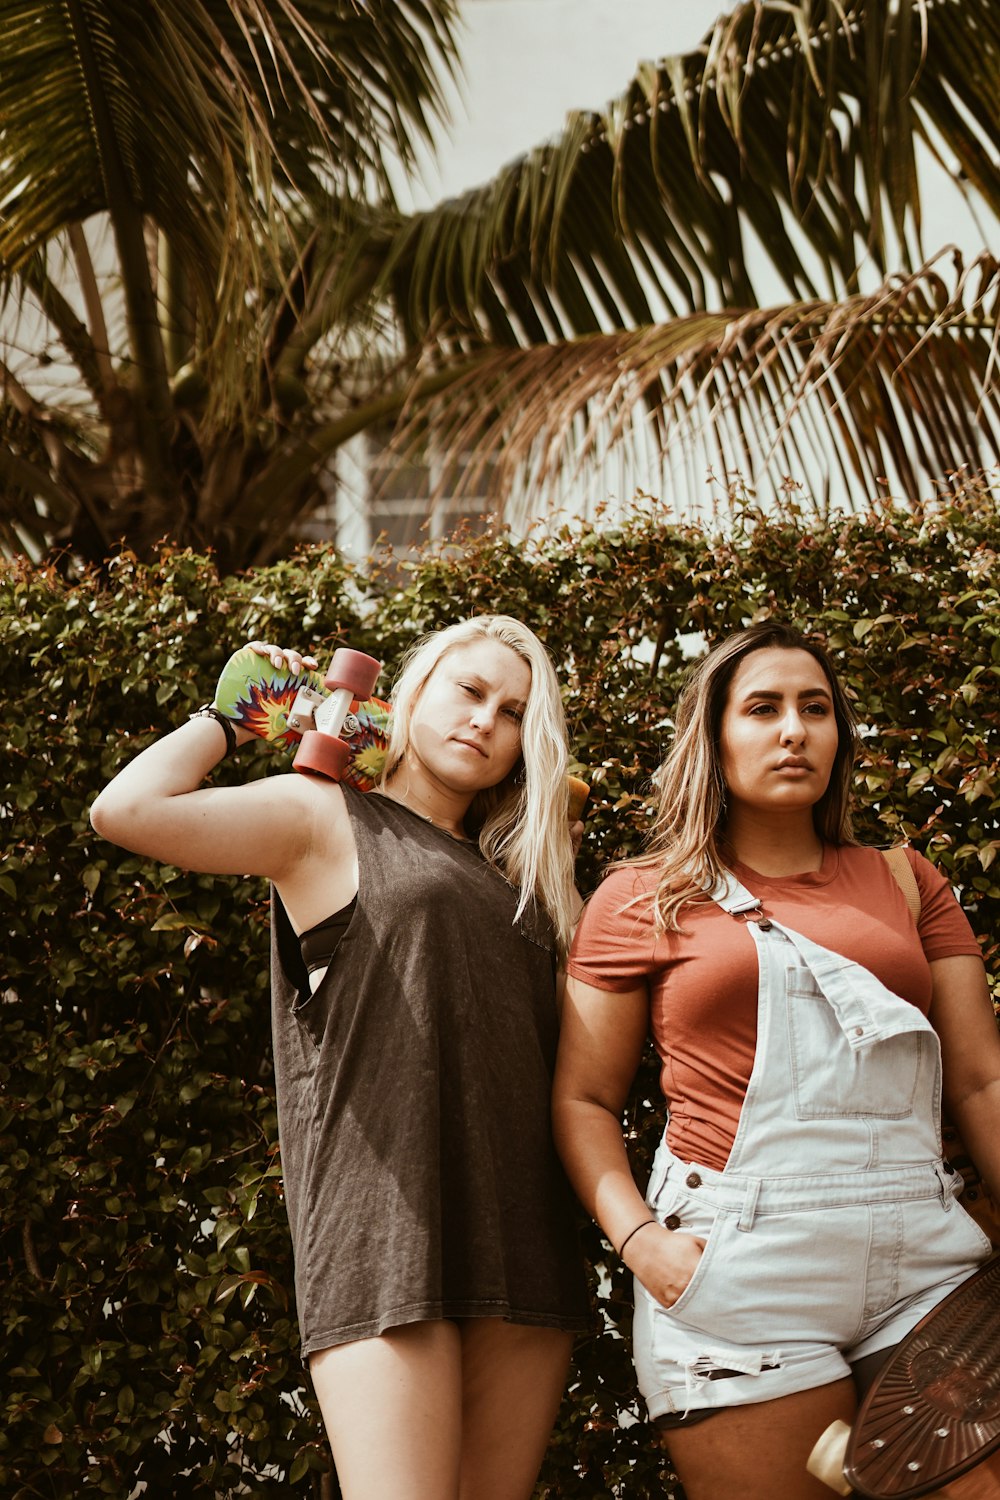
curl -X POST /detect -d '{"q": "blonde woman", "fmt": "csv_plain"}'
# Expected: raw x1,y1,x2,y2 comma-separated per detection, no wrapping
91,615,590,1500
554,622,1000,1500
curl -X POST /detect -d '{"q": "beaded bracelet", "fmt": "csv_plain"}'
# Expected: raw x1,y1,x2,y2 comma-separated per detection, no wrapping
188,704,238,759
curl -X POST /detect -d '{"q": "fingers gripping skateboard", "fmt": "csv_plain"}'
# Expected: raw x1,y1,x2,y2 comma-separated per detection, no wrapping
293,648,382,781
213,646,329,747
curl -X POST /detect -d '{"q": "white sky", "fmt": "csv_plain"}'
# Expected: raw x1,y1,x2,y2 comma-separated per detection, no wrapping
397,0,985,261
399,0,730,207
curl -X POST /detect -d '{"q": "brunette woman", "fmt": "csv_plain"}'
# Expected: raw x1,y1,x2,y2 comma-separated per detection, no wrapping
554,622,1000,1500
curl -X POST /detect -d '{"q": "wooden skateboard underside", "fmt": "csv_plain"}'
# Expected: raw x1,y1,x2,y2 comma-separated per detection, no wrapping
846,1254,1000,1498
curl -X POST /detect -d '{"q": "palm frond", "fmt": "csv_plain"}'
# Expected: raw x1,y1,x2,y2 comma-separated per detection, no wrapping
0,0,459,285
384,252,1000,520
383,0,1000,341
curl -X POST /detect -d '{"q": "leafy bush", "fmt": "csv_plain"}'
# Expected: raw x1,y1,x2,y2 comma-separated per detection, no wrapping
3,487,999,1497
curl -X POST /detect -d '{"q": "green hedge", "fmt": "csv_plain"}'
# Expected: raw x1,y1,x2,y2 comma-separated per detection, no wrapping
3,491,1000,1497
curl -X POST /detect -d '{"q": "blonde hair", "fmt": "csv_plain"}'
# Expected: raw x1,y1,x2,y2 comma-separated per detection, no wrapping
622,623,860,932
378,615,578,956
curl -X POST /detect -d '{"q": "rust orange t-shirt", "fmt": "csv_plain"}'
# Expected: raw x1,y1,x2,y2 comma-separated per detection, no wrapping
566,844,981,1172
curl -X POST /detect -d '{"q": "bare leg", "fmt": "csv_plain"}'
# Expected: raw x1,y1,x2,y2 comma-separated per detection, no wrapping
309,1318,572,1500
309,1320,463,1500
457,1320,574,1500
663,1378,858,1500
936,1450,1000,1498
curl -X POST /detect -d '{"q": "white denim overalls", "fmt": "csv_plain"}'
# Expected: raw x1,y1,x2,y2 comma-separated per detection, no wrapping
632,872,993,1421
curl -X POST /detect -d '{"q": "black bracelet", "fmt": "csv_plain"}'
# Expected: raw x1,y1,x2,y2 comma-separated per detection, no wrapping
616,1218,656,1259
188,705,238,759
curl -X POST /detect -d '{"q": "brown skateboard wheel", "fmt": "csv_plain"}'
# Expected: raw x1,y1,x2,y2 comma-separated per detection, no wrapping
567,775,590,822
807,1419,852,1495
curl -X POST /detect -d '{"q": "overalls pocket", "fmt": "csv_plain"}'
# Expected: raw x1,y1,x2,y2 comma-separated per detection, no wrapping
658,1200,872,1344
786,964,925,1120
645,1176,722,1318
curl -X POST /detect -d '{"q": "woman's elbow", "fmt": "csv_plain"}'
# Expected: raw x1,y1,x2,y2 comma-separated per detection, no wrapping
90,786,140,848
552,1088,600,1152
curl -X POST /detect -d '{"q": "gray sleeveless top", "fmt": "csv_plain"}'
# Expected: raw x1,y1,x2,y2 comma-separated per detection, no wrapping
270,787,591,1356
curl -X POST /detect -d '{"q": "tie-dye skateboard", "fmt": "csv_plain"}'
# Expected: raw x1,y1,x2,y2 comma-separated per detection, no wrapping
807,1253,1000,1497
212,644,592,815
213,645,390,788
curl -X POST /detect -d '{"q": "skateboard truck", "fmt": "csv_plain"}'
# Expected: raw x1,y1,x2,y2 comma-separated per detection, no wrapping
283,691,370,740
283,683,325,734
293,648,383,781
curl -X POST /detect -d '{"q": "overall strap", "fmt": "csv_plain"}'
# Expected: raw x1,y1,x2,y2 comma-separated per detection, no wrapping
707,870,767,917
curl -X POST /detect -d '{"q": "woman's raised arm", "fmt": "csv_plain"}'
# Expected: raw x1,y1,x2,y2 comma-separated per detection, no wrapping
90,642,348,892
89,711,340,887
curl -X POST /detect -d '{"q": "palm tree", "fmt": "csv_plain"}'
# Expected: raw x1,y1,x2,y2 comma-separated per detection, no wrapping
2,0,998,569
382,0,1000,519
0,0,460,569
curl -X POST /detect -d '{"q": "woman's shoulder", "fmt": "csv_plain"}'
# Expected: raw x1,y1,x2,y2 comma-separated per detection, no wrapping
592,861,660,900
894,842,965,904
575,861,659,932
270,765,350,825
841,840,941,881
840,840,961,912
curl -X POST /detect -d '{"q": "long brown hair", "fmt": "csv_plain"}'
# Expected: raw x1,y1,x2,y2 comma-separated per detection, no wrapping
621,622,860,931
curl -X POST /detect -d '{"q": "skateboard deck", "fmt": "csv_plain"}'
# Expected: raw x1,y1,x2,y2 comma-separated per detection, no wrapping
809,1253,1000,1498
213,645,391,791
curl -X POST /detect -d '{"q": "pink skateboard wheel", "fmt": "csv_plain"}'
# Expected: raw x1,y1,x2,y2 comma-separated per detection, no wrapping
324,649,381,702
293,730,353,781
